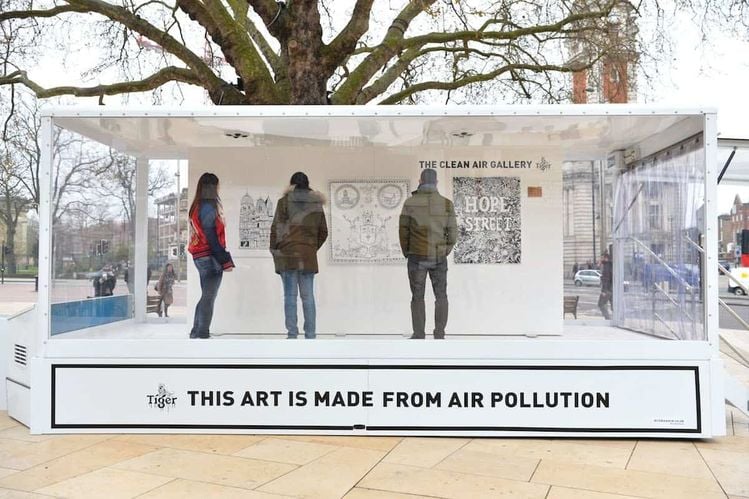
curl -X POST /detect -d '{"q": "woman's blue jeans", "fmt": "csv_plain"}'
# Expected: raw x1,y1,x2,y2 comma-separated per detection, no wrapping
190,257,223,339
281,270,316,338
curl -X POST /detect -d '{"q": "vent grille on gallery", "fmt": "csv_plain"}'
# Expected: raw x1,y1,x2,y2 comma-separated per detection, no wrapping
13,344,27,367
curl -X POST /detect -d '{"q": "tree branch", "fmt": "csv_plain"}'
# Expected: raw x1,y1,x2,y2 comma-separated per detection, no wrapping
245,16,281,73
0,5,88,22
355,45,423,104
246,0,286,38
1,66,202,98
354,43,513,104
400,1,620,49
201,0,279,102
322,0,374,73
332,0,437,104
379,62,578,105
63,0,246,103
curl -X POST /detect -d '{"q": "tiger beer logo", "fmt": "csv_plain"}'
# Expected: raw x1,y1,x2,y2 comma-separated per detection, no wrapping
147,383,177,410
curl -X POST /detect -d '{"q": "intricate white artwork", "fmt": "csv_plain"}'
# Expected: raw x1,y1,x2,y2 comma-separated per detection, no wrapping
330,179,409,264
453,176,521,264
238,191,276,255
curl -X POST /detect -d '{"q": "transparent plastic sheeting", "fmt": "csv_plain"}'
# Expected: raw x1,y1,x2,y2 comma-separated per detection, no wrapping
613,135,705,340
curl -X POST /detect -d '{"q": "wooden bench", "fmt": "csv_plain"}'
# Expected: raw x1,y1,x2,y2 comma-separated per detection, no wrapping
563,295,579,319
147,295,162,315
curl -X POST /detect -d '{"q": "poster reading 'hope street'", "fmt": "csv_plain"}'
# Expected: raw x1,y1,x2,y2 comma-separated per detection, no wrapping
452,176,521,264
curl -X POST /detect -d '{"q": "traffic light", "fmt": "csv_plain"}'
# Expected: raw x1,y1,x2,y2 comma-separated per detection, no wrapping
2,245,9,255
101,239,110,254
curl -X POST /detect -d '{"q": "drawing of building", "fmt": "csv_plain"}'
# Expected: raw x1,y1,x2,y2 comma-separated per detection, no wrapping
239,193,274,249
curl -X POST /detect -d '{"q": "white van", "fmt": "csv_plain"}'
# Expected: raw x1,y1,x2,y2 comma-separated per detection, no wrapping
728,267,749,295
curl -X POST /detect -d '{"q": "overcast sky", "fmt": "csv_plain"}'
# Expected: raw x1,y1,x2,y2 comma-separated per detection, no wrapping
649,17,749,214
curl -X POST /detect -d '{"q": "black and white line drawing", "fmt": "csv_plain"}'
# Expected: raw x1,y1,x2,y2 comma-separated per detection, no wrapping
330,180,409,264
238,191,276,254
453,176,521,264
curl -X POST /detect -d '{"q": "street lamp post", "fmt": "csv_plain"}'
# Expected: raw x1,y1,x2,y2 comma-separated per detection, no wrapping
175,170,181,282
591,161,597,266
156,202,160,268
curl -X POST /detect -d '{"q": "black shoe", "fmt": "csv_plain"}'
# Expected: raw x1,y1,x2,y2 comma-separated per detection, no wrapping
409,334,425,339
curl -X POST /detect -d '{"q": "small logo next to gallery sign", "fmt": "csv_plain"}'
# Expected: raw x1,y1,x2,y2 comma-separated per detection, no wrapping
147,383,177,410
536,157,551,172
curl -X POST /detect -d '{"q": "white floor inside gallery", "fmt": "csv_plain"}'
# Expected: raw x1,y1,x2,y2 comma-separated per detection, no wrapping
55,319,664,341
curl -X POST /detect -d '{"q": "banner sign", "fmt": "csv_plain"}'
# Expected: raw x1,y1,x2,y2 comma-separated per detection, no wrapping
49,364,701,434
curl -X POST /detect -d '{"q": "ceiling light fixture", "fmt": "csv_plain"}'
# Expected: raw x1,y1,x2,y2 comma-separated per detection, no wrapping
451,130,473,138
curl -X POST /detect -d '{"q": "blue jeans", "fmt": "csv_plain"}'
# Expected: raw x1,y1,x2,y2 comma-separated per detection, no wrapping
281,271,316,338
190,257,223,338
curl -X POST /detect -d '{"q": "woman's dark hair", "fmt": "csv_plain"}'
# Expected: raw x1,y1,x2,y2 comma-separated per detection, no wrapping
164,263,174,273
290,171,310,190
189,172,222,217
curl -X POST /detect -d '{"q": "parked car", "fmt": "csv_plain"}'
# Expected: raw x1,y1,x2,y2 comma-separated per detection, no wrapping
641,263,700,289
574,269,601,287
728,267,749,295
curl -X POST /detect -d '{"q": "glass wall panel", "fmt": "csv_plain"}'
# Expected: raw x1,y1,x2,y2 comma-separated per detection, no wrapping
613,135,706,340
49,129,136,336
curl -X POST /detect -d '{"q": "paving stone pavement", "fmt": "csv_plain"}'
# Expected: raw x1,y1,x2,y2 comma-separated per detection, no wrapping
0,401,747,498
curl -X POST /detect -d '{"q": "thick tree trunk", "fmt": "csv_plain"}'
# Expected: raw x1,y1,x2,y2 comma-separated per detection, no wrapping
282,1,328,105
4,234,16,274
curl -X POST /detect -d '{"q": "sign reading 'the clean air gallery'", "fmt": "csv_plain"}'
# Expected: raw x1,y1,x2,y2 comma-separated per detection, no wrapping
47,363,702,434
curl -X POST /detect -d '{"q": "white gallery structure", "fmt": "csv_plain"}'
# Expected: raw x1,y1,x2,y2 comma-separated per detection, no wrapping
4,105,748,437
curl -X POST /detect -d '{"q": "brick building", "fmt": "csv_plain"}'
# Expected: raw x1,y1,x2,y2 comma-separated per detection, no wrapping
155,187,188,275
718,195,749,260
568,3,639,105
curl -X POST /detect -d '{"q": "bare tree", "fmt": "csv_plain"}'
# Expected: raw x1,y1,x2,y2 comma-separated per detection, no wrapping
0,147,31,273
0,0,676,106
95,152,171,236
1,98,106,225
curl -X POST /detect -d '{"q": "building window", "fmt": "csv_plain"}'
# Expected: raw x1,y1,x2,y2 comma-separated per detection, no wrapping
648,204,661,230
563,188,575,236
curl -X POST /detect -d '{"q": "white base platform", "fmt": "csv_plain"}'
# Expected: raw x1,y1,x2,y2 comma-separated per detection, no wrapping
55,319,660,341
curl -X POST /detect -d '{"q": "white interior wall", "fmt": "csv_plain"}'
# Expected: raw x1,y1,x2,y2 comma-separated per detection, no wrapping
188,144,563,336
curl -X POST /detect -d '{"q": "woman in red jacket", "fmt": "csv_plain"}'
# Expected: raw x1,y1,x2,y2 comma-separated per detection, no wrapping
187,173,234,339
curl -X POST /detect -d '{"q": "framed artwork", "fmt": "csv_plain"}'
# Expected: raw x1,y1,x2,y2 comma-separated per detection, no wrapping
329,179,410,264
452,176,521,264
237,190,278,256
